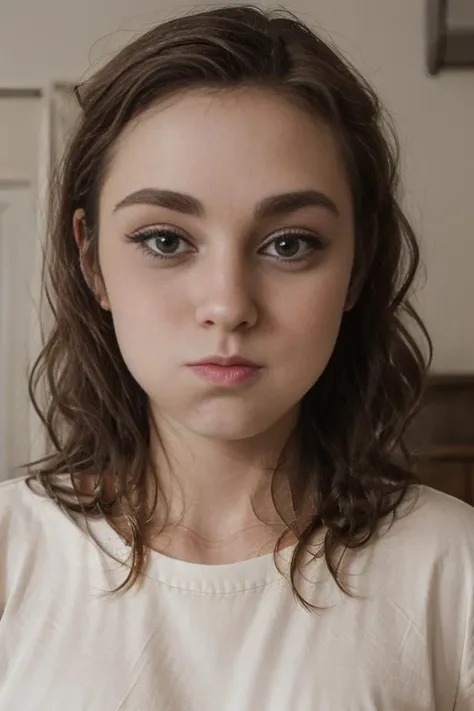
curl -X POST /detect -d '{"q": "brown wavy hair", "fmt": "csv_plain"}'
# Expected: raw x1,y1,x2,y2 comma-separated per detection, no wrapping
27,4,432,610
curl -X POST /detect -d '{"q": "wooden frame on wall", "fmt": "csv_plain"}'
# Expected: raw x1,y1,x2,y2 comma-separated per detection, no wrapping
407,374,474,505
427,0,474,74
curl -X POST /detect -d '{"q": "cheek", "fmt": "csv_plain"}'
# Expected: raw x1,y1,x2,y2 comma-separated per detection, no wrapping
299,286,347,344
100,239,174,323
107,279,178,355
276,268,350,378
106,298,175,397
98,252,177,371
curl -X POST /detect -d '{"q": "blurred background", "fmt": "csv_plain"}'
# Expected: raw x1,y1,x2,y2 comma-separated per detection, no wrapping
0,0,473,498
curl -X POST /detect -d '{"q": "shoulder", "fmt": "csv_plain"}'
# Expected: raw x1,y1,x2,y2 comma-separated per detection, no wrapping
392,486,474,702
0,475,81,582
0,475,46,533
0,474,56,538
0,475,62,575
365,484,474,593
0,474,97,550
371,484,474,568
388,484,474,551
0,475,110,609
0,476,48,605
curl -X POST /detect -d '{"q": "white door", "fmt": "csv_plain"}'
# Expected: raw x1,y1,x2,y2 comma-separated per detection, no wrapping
0,93,43,480
0,183,39,478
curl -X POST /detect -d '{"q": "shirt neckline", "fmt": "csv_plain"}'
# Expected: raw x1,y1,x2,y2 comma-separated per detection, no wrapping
99,518,297,594
144,542,297,593
35,474,300,595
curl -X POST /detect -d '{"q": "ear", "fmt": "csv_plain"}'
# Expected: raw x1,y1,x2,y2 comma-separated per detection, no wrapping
345,280,366,311
344,253,367,312
344,282,358,312
72,209,110,311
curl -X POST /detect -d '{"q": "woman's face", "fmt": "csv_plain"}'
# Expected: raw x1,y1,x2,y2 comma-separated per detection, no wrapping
88,88,355,441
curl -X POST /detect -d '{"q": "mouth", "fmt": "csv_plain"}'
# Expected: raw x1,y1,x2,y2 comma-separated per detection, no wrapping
187,362,262,387
188,355,262,368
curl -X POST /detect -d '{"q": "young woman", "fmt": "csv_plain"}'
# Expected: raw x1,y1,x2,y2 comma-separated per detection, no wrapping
1,5,473,709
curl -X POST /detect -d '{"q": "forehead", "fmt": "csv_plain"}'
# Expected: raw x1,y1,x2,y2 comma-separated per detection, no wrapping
100,88,352,218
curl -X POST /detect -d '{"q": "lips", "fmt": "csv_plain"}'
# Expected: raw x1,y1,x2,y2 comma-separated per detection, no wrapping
188,355,261,368
188,362,262,386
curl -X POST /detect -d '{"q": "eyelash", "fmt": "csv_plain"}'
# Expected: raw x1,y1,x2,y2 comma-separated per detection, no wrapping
126,227,327,265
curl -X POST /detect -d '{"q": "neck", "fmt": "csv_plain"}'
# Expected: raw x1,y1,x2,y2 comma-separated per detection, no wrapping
143,410,301,564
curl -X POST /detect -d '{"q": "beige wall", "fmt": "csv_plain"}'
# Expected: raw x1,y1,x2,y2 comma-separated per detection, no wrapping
1,0,473,372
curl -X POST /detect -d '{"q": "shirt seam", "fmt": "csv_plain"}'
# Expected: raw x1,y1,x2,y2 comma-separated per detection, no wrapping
144,575,283,595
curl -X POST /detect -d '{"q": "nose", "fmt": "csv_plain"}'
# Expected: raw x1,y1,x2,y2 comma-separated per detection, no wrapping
194,251,258,333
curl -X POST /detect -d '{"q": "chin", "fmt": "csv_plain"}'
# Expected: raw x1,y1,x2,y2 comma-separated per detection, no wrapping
181,405,279,441
188,419,269,441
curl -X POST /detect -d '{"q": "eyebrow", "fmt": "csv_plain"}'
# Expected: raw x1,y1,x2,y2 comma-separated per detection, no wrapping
113,187,340,219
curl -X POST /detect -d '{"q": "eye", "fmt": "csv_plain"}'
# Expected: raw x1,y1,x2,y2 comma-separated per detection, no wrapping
126,226,327,263
126,228,190,260
261,231,326,263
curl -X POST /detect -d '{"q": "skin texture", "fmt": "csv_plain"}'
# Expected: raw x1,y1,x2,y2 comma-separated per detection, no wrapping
74,88,355,564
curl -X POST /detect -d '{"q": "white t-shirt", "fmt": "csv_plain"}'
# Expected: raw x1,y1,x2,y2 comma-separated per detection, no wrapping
0,475,473,710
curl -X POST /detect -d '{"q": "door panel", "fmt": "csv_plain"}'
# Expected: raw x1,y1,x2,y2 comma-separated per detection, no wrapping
0,93,42,480
0,184,38,478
